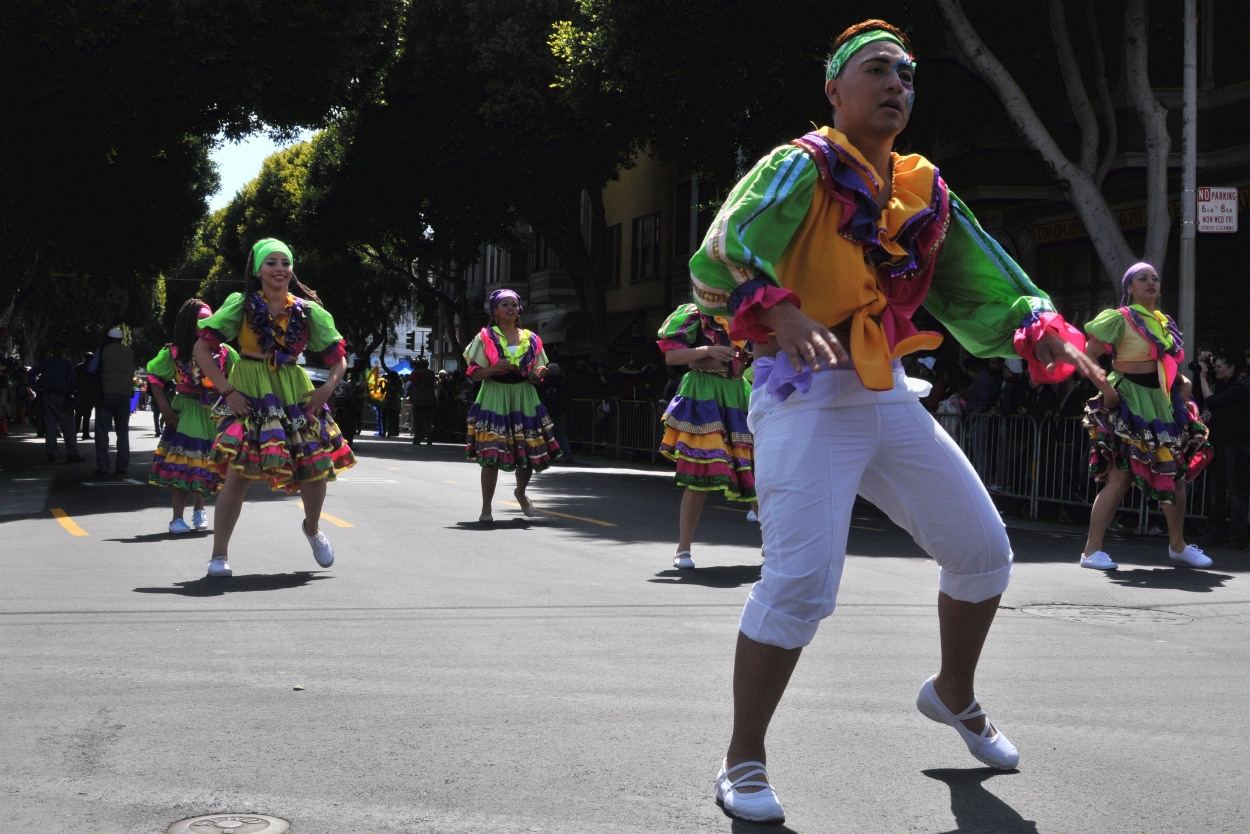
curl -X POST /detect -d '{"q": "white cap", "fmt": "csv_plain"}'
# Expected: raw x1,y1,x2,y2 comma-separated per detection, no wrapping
918,357,936,370
107,327,123,338
1005,358,1024,374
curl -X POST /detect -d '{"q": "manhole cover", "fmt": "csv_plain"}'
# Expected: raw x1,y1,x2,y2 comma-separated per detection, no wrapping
1020,604,1193,625
166,814,289,834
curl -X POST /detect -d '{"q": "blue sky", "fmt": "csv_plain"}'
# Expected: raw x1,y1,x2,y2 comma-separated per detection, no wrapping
208,130,313,211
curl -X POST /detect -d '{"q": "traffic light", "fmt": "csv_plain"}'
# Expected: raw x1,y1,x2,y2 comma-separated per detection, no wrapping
405,330,415,350
424,332,435,354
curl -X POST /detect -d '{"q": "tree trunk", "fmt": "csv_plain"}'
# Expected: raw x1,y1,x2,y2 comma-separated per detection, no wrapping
935,0,1137,297
1083,2,1119,187
1124,0,1172,271
525,189,610,362
1049,0,1099,175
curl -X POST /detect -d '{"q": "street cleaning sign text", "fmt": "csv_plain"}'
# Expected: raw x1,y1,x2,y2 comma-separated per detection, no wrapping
1198,187,1239,233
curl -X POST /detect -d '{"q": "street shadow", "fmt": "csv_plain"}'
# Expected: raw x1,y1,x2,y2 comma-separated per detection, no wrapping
447,519,535,531
1103,567,1234,592
729,819,800,833
922,768,1037,834
133,571,331,597
649,565,762,588
104,531,212,544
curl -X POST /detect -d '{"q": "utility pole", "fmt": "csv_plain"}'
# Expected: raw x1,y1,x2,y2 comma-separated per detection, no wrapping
1180,0,1198,349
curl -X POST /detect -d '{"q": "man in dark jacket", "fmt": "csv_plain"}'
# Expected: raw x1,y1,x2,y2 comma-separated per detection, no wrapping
74,352,99,440
408,359,438,445
30,342,84,464
93,328,135,476
1200,350,1250,548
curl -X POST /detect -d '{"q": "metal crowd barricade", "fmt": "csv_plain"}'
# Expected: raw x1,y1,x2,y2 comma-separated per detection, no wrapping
960,414,1218,532
566,398,599,450
958,414,1040,517
612,399,662,462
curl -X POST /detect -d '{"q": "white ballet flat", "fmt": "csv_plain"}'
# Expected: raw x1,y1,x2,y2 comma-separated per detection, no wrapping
673,550,695,569
916,675,1019,770
715,759,784,823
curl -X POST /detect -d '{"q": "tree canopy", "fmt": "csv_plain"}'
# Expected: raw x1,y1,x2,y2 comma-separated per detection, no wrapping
2,0,402,355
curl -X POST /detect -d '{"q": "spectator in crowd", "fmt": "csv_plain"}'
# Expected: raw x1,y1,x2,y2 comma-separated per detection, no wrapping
996,358,1029,416
1052,374,1090,420
1199,349,1250,548
365,361,388,436
91,327,135,477
74,351,99,440
408,358,438,445
538,362,574,463
335,367,365,448
433,369,454,438
1023,374,1060,422
384,369,403,437
454,370,475,440
29,341,85,464
962,357,1002,415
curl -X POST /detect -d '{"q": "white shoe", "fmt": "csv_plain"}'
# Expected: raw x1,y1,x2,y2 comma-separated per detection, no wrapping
302,520,335,568
715,759,785,823
191,509,208,531
479,514,493,524
1169,544,1212,568
206,558,232,577
673,551,695,569
916,676,1019,770
1080,551,1118,570
168,518,191,535
745,510,759,522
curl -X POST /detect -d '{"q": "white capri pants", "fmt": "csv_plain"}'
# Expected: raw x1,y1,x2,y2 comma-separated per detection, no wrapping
742,363,1013,650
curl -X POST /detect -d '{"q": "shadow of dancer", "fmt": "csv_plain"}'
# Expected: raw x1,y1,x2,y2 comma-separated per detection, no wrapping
923,768,1036,834
730,818,801,834
1105,567,1233,592
134,571,331,597
649,564,761,589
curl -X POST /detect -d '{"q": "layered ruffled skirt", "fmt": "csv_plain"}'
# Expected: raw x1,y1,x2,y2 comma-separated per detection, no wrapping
466,378,558,471
209,359,355,494
1084,372,1211,504
659,370,755,501
149,393,221,496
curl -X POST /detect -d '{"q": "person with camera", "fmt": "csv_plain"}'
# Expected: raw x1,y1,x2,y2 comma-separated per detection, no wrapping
1199,349,1250,548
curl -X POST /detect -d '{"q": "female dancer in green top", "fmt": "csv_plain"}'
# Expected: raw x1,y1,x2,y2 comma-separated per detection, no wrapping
463,289,557,522
146,298,238,533
195,239,355,577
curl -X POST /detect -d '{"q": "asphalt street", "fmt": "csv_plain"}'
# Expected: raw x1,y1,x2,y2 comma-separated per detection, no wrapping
2,421,1248,833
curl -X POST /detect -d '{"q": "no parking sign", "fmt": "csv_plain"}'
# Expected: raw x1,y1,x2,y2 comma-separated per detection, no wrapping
1197,187,1239,233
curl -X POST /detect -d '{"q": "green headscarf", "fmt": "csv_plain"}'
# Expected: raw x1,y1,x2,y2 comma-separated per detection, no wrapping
251,238,294,276
825,29,909,81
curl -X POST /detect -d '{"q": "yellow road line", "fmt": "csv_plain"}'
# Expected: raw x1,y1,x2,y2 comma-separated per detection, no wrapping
50,508,89,536
502,501,617,527
444,480,458,485
387,467,398,471
296,501,355,528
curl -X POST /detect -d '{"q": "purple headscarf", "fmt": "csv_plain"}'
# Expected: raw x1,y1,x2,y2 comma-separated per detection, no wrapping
1120,262,1157,307
488,288,522,315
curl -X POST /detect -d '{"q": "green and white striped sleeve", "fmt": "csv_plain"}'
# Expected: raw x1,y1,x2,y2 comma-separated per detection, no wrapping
688,144,816,317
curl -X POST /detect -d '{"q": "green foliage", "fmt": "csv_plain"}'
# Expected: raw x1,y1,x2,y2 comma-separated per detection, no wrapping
3,0,403,315
553,1,846,181
188,132,421,363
